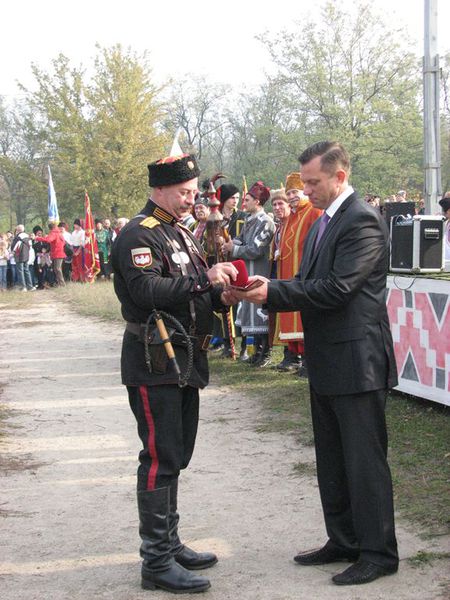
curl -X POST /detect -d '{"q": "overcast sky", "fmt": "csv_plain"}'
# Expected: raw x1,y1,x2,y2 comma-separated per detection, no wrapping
1,0,449,100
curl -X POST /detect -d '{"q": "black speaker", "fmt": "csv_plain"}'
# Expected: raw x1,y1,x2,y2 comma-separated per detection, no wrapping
390,216,445,273
383,201,415,226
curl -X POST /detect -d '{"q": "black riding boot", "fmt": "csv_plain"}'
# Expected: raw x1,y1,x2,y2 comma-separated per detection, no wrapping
252,334,272,368
276,347,301,371
220,336,235,359
138,487,211,593
169,480,218,570
239,336,248,361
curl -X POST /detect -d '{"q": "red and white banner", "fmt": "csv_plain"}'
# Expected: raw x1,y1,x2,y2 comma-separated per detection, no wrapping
387,276,450,406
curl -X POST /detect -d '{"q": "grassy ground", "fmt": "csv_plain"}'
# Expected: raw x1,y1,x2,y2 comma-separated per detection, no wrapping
50,281,123,321
209,350,450,539
210,350,450,536
1,282,449,538
0,288,38,310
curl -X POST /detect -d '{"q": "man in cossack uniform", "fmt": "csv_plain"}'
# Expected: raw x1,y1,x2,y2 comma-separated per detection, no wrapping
111,153,237,594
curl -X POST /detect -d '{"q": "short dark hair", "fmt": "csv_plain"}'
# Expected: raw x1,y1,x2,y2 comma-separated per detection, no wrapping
298,141,351,177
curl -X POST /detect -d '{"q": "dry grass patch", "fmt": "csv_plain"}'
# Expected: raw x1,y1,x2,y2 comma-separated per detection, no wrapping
51,281,122,322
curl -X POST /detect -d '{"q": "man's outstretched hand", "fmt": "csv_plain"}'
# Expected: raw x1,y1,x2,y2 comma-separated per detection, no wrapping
226,276,270,304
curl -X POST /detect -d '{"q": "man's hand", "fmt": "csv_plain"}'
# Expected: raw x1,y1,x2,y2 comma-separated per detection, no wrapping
207,262,238,287
220,290,238,305
222,239,234,254
227,276,269,304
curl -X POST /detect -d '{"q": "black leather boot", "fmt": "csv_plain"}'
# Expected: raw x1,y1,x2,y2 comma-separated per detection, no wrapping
220,337,234,359
138,487,211,593
169,480,218,570
276,347,301,371
252,335,272,368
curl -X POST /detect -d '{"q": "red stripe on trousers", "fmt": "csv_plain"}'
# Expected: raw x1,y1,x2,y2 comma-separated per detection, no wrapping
139,385,159,490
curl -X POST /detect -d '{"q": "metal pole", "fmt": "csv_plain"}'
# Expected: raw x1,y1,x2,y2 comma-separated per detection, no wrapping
423,0,442,214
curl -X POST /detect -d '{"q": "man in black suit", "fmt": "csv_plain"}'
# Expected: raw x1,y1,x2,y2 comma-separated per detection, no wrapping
228,141,399,586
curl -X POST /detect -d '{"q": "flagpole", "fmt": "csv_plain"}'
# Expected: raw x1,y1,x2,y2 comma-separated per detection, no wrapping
47,165,59,224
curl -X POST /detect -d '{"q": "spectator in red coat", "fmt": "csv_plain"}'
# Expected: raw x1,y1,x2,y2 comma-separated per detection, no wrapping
35,223,66,286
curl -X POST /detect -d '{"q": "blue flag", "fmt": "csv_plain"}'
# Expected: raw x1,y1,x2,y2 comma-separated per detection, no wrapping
47,165,59,223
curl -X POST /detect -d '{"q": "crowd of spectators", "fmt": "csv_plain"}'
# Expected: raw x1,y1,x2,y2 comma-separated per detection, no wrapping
0,217,129,292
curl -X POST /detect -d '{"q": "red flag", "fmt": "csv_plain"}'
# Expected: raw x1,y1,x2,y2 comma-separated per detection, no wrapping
83,191,100,283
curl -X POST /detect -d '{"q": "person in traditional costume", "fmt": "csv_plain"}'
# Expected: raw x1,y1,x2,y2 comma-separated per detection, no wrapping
70,219,86,282
223,181,275,366
216,183,246,243
189,195,210,247
216,183,247,358
274,172,322,376
269,188,292,363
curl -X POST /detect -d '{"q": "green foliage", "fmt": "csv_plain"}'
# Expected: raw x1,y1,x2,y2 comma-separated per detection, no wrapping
259,1,423,195
0,98,47,228
87,44,167,217
225,80,304,186
22,54,92,222
5,46,167,226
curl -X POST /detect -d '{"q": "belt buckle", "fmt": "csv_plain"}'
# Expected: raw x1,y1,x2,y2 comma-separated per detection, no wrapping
202,334,212,351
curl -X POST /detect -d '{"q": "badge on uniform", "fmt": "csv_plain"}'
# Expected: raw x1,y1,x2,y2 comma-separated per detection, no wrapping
131,247,152,268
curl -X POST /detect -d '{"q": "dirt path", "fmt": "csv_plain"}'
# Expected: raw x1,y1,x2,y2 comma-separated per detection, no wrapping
0,298,449,599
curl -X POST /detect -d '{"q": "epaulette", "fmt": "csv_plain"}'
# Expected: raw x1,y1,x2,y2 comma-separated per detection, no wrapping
140,216,160,229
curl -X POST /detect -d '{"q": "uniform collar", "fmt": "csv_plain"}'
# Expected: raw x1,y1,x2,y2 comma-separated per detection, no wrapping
144,199,177,226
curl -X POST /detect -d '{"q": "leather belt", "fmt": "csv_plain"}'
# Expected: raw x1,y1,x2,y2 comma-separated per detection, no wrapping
125,322,212,351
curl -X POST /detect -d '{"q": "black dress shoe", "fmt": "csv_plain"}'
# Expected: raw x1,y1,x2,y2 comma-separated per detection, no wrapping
294,544,358,565
174,545,218,570
332,559,398,585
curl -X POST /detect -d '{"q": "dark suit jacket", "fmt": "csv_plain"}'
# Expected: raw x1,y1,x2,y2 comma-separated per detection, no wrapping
267,192,398,396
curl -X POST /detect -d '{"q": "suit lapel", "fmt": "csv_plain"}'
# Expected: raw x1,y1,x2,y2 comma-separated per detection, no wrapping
302,193,357,277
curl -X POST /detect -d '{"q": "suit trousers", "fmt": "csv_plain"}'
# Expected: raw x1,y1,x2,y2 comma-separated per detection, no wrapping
127,384,199,491
310,387,398,568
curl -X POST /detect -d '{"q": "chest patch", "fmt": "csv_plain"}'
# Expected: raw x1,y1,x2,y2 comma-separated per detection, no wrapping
131,247,152,268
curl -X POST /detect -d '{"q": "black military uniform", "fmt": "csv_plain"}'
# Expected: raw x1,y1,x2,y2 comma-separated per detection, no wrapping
111,154,221,594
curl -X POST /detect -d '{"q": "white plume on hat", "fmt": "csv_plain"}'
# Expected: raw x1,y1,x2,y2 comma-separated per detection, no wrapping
170,128,183,156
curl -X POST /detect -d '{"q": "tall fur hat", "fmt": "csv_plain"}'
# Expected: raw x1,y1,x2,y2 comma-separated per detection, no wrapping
148,153,200,187
247,181,271,205
285,172,304,192
439,197,450,212
194,194,209,207
217,183,239,204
